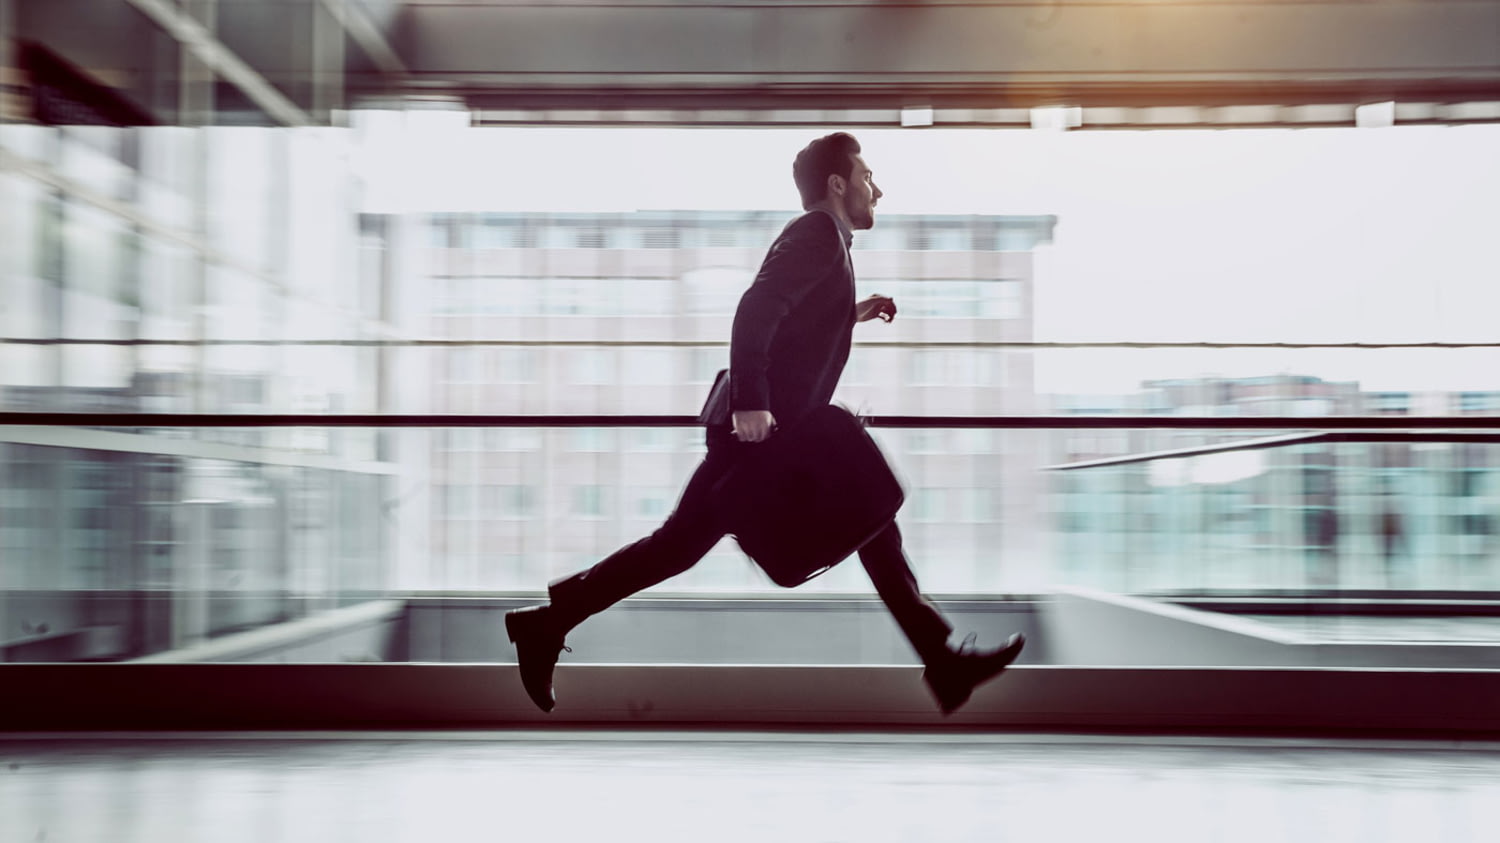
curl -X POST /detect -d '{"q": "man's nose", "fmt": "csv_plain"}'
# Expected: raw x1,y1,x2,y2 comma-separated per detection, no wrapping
873,183,883,199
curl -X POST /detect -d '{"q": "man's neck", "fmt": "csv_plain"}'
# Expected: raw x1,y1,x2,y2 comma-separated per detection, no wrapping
806,200,854,247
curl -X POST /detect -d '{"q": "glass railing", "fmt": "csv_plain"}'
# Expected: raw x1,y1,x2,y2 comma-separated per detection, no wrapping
1047,429,1500,595
5,413,1500,663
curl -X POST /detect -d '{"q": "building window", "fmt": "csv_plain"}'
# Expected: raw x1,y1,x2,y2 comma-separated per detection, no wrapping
545,278,598,315
475,216,521,249
578,227,607,249
624,348,674,385
1369,392,1411,414
573,486,608,517
428,214,457,249
443,429,479,452
446,348,479,383
607,227,642,249
628,429,674,451
841,353,870,386
485,428,542,452
854,224,906,251
684,266,749,315
911,225,969,251
620,279,674,316
706,226,739,248
538,226,577,249
908,487,993,524
910,349,989,386
484,485,537,519
570,349,612,385
900,280,980,317
981,280,1024,320
1459,392,1500,413
633,488,673,519
491,347,539,383
643,228,679,249
955,429,997,455
905,430,947,454
957,488,995,524
690,348,726,384
462,277,540,315
443,485,475,519
912,488,946,522
569,429,617,452
910,350,944,386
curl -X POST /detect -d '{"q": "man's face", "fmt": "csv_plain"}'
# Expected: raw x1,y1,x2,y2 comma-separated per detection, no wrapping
843,154,883,230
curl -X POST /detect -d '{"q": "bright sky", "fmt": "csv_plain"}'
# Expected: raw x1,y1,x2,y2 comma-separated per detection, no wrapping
355,118,1500,394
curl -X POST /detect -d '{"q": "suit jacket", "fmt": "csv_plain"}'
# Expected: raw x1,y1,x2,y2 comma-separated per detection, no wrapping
698,209,855,428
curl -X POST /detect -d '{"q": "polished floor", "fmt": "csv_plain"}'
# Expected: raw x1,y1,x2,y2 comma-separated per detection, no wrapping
2,730,1498,843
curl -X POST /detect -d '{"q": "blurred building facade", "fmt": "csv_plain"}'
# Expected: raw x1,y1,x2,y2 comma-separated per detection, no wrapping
396,209,1058,596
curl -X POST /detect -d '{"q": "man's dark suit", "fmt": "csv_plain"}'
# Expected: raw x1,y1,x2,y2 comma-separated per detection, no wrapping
547,210,953,661
699,210,855,429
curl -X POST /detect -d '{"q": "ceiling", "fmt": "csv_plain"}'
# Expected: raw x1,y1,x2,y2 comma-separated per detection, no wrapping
9,0,1500,127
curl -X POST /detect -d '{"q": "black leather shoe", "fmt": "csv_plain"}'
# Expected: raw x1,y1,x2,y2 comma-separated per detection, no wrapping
505,605,570,713
923,632,1026,715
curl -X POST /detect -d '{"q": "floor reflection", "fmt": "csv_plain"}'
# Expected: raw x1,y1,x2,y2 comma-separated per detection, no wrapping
1,732,1497,843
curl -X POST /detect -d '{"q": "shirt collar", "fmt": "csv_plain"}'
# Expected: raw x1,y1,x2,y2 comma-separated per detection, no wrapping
833,214,853,249
817,209,854,249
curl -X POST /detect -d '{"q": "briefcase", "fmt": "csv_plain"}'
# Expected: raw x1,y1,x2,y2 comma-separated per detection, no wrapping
712,403,905,588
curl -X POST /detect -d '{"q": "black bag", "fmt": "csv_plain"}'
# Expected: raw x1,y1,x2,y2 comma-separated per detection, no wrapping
712,403,905,587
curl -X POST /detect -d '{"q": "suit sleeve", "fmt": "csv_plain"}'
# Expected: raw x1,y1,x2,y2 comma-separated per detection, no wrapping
729,212,844,412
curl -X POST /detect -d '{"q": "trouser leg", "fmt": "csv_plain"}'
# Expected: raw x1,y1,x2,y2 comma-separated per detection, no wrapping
547,435,737,630
857,520,954,664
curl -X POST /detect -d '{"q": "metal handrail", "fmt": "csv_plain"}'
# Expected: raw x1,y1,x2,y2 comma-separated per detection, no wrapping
5,412,1500,429
10,338,1500,349
1048,431,1500,471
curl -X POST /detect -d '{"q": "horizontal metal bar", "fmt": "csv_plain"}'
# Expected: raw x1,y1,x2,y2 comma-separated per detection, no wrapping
1047,433,1328,471
11,338,1500,350
0,413,699,428
6,413,1500,430
1048,431,1500,471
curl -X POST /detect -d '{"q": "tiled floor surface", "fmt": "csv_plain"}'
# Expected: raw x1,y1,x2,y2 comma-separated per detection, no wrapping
2,730,1497,843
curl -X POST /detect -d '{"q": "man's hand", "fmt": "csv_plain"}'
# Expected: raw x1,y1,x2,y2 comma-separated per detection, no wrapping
856,294,897,323
732,410,777,443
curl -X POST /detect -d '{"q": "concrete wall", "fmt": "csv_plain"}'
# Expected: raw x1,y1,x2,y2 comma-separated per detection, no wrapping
1040,586,1500,669
131,600,406,664
7,661,1500,733
406,597,1041,666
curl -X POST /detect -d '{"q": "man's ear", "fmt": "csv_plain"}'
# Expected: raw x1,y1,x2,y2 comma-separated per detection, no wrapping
827,173,846,198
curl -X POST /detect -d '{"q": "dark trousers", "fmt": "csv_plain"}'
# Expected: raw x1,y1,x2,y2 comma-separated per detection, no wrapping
547,426,955,663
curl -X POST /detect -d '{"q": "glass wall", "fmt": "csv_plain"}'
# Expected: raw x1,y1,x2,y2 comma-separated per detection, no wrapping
2,100,391,660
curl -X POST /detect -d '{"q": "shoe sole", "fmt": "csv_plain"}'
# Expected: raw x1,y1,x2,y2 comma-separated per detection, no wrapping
505,610,557,713
925,633,1026,715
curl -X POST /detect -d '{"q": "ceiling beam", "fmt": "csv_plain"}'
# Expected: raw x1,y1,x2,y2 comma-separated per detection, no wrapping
320,0,407,76
124,0,310,126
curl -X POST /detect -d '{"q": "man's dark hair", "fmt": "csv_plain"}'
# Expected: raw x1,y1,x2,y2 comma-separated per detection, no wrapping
793,132,861,209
